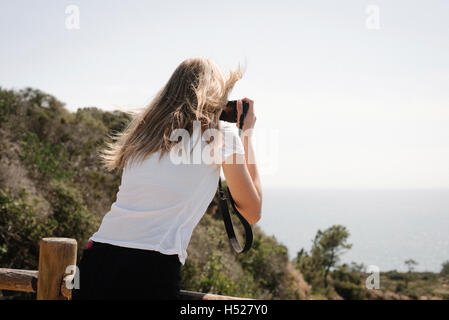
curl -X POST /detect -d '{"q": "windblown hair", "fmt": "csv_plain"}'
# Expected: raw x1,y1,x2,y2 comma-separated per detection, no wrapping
99,57,243,171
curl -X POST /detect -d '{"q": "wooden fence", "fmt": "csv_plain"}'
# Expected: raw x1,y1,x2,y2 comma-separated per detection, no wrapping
0,237,250,300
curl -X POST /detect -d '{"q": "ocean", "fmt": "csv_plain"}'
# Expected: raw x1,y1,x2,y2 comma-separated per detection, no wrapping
257,188,449,272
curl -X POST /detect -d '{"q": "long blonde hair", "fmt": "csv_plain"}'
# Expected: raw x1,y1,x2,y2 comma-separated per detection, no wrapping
100,57,243,171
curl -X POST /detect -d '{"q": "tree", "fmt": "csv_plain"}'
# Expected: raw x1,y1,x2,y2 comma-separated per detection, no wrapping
404,259,418,273
311,225,352,288
294,248,322,287
349,262,366,273
404,259,418,288
441,261,449,277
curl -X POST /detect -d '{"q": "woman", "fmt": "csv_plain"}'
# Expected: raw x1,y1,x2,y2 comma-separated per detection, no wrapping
72,57,262,300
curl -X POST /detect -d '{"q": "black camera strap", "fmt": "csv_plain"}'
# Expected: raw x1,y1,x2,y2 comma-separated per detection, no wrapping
217,176,253,253
216,104,253,253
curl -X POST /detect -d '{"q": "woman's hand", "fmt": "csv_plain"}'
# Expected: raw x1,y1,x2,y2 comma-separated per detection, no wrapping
236,98,256,133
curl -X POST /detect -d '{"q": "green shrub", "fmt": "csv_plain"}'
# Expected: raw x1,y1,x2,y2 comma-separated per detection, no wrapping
394,281,406,293
196,250,238,296
333,280,366,300
330,265,367,299
0,182,100,270
46,180,99,251
0,88,19,124
0,188,50,270
237,233,290,298
20,132,75,180
385,270,408,281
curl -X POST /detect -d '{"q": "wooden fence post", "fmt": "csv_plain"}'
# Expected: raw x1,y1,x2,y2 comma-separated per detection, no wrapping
37,238,77,300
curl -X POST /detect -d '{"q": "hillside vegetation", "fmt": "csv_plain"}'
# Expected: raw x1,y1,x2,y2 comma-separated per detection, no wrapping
0,87,310,299
292,225,449,300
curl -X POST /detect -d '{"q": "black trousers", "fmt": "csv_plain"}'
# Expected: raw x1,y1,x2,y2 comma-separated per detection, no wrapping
72,241,182,300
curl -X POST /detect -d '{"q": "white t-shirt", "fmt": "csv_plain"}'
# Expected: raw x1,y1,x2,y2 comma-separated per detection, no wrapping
90,120,245,265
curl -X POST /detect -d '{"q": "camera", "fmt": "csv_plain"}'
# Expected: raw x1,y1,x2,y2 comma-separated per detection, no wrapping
219,100,250,129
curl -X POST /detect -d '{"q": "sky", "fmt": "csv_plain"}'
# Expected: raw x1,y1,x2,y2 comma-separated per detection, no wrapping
1,0,448,189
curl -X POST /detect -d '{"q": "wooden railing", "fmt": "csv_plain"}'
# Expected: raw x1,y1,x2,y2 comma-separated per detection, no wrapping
0,237,251,300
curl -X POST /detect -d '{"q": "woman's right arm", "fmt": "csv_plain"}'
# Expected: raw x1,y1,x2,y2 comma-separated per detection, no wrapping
222,98,262,225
